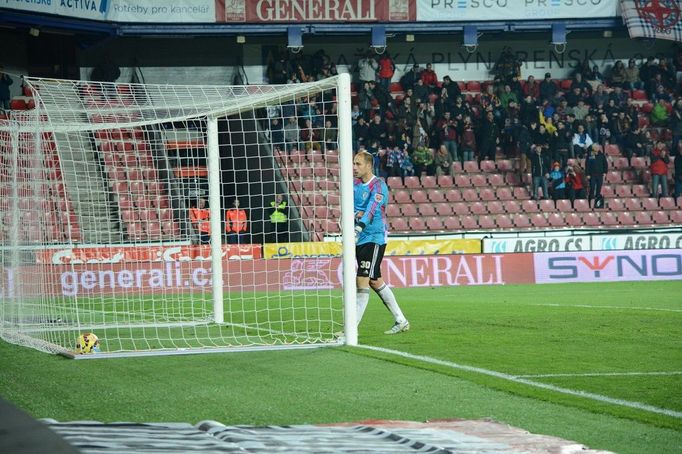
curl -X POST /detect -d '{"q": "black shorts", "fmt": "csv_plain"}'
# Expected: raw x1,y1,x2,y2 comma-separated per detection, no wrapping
356,243,386,279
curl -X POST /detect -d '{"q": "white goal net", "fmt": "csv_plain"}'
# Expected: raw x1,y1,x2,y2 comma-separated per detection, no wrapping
0,74,356,357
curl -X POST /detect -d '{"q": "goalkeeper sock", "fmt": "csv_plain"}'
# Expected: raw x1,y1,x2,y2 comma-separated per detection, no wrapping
357,288,370,325
375,284,406,324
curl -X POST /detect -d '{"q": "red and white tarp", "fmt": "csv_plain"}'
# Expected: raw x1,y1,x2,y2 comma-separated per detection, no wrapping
621,0,682,42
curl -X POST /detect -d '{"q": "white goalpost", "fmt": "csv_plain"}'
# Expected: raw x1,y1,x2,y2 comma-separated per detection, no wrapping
0,73,357,357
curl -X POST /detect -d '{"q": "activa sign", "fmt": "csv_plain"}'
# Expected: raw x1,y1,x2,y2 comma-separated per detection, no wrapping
535,250,682,283
484,237,587,253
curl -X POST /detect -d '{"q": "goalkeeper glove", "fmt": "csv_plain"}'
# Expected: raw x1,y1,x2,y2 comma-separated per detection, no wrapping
354,221,365,243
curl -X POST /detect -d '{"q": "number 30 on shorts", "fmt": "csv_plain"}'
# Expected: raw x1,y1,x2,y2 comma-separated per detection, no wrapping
359,260,371,270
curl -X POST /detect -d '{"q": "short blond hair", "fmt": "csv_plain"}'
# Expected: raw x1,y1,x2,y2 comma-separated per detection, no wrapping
354,150,373,165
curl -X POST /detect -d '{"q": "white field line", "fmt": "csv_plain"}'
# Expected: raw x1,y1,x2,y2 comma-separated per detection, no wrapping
532,304,682,313
517,371,682,378
358,345,682,419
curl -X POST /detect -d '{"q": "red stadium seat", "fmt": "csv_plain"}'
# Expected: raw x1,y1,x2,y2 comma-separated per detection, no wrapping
469,202,488,215
555,199,572,212
521,200,540,213
630,157,648,169
504,200,522,214
455,174,472,187
632,89,647,100
452,202,470,215
513,214,531,228
386,205,401,217
612,157,629,170
445,189,462,202
601,185,615,198
404,176,421,189
461,215,479,230
496,159,514,172
435,203,453,216
394,190,411,204
409,217,427,231
660,197,676,210
539,199,557,212
391,218,409,232
466,81,481,92
505,172,521,186
608,198,624,211
565,212,582,227
600,212,618,226
547,213,566,227
606,171,623,184
652,211,670,225
426,217,443,231
512,187,531,200
429,189,446,203
624,197,642,211
462,188,479,202
617,212,635,226
634,211,653,226
437,175,454,187
418,203,437,217
669,210,682,224
641,197,659,211
421,175,437,188
496,187,513,201
401,204,418,217
411,190,429,203
582,212,600,227
479,160,496,173
632,184,650,197
615,185,633,198
471,174,488,187
495,214,514,229
479,188,496,201
443,216,461,230
487,173,505,186
622,169,638,183
531,213,549,228
478,215,496,230
463,161,479,173
487,201,505,214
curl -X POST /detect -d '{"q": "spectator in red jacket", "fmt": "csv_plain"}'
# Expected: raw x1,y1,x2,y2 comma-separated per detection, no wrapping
420,63,438,92
564,164,586,208
377,53,395,93
650,141,670,197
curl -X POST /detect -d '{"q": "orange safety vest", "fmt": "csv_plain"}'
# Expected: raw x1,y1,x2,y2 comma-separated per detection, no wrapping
225,209,247,233
189,207,211,234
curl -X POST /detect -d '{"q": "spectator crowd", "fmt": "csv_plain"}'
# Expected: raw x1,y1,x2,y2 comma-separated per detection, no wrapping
265,46,682,204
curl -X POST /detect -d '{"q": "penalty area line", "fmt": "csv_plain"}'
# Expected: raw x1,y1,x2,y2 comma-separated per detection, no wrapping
358,345,682,419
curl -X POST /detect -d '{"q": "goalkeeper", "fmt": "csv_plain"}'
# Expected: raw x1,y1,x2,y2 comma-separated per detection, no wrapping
353,151,409,335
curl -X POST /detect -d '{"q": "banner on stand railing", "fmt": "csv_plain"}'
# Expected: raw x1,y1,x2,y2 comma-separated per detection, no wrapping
416,0,619,21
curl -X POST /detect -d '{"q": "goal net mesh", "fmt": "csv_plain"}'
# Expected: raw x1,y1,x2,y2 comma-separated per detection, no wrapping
0,75,349,356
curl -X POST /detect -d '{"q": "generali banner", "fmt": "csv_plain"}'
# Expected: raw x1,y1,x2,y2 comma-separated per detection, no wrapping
217,0,415,22
417,0,619,21
1,253,533,298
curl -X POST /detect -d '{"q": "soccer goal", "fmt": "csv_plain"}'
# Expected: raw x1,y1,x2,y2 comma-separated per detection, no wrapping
0,74,357,358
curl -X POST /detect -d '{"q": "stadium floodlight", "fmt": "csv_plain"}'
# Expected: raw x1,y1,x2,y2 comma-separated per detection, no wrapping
463,25,478,54
287,26,303,54
371,25,387,55
0,73,357,357
551,23,567,54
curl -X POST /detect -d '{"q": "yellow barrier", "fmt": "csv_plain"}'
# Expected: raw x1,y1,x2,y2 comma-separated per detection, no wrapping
264,239,481,259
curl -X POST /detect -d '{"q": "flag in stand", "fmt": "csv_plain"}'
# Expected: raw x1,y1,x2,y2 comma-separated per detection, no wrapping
621,0,682,42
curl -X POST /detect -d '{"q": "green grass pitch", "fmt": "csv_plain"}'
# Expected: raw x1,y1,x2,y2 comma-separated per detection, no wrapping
1,281,681,453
